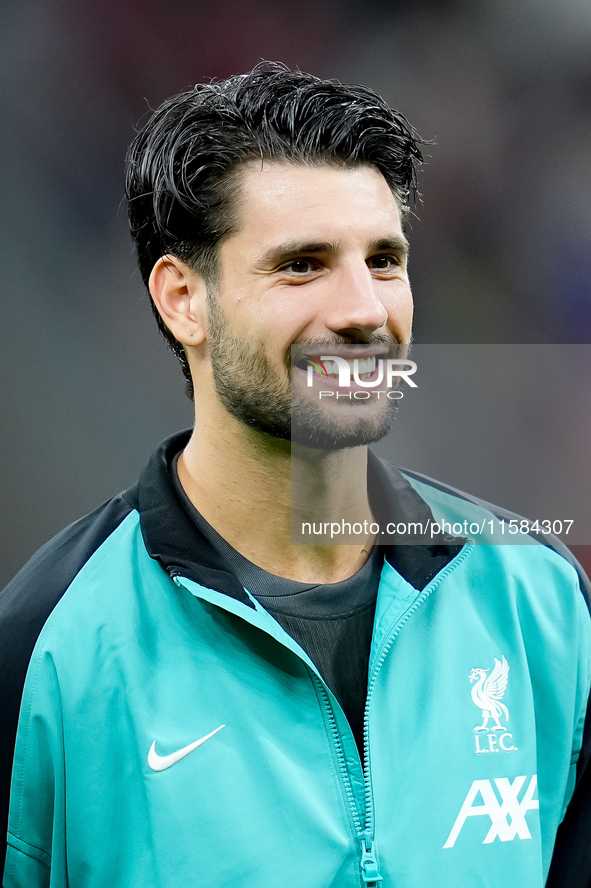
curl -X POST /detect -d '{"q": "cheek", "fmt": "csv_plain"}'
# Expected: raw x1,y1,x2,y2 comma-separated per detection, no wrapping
259,297,315,341
226,280,312,329
387,285,414,334
405,294,414,326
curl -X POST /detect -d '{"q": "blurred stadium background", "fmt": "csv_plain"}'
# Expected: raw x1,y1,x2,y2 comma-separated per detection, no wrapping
1,0,590,584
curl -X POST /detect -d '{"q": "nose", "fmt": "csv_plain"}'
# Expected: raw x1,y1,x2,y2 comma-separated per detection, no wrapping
323,260,389,341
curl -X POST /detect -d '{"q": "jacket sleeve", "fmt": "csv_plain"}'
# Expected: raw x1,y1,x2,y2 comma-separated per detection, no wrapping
546,559,591,888
3,646,66,888
0,492,134,886
546,688,591,887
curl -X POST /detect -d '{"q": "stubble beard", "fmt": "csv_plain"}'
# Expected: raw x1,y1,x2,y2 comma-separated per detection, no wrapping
206,295,399,451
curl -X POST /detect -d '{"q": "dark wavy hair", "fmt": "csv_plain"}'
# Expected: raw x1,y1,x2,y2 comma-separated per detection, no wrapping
125,64,425,398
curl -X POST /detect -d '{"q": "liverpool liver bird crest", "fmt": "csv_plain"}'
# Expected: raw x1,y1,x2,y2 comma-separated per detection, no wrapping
469,655,509,732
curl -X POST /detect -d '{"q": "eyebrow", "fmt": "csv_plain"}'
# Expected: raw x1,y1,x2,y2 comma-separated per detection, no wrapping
257,235,410,268
368,236,410,257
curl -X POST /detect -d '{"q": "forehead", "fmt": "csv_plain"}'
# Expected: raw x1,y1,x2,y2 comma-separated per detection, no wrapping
230,161,403,250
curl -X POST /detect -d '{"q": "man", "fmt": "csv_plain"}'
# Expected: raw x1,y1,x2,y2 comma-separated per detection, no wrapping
1,66,590,887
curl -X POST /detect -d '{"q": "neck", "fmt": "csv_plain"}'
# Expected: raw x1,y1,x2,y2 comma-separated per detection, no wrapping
178,410,374,583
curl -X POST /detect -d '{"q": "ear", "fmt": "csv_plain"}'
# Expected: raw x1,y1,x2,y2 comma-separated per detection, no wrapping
149,256,208,346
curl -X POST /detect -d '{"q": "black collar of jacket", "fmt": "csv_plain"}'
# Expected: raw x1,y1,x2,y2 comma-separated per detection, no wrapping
131,430,464,608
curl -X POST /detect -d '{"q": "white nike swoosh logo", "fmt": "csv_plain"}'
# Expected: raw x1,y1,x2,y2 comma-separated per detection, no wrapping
148,725,225,772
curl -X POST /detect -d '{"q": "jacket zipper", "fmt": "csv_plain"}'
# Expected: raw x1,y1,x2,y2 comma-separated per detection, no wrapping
314,545,473,887
314,675,383,886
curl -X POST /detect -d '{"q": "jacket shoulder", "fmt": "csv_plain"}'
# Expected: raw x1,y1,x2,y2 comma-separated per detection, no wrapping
400,464,591,604
0,488,137,872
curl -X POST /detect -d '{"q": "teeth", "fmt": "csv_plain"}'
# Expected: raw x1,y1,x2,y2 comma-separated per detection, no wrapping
356,357,377,376
320,357,377,378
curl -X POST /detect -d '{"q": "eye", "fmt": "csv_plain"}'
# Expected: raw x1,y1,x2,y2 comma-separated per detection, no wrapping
281,258,317,275
367,254,402,272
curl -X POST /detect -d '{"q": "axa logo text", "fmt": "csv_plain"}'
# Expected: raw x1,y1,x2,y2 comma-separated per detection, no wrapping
443,775,539,849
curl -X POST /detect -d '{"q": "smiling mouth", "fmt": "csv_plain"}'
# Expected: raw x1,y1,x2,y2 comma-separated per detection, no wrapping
296,354,384,380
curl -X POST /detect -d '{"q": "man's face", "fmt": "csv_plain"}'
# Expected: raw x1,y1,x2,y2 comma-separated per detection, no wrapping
206,161,414,449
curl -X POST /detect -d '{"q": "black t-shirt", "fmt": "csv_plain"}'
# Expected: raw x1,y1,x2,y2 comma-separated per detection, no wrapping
171,455,382,757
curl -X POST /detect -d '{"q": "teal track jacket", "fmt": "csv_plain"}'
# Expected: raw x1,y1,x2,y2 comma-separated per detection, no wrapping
1,433,590,887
